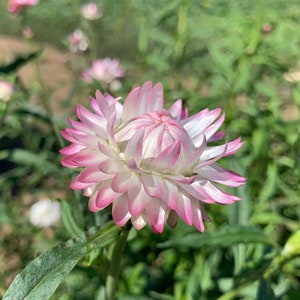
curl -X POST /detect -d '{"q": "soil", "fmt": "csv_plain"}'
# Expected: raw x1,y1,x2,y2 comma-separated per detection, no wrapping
0,34,84,116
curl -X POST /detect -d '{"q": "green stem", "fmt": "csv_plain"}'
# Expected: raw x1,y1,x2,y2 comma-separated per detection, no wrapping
106,229,129,300
0,102,8,126
174,0,190,62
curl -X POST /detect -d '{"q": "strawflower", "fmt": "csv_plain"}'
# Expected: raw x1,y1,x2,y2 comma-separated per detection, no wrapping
82,58,125,85
81,2,102,20
0,81,14,102
60,82,245,233
68,29,89,53
29,199,61,228
7,0,39,15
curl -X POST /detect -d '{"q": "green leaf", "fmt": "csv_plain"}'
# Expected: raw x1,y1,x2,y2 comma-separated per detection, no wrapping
9,149,58,174
3,222,123,300
259,163,278,202
158,225,276,249
148,291,174,300
252,128,269,158
0,49,43,74
256,278,276,300
60,199,83,237
234,252,276,286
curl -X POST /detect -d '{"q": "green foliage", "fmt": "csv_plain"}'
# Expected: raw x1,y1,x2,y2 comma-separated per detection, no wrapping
0,50,42,74
158,225,276,249
1,0,300,299
3,222,123,300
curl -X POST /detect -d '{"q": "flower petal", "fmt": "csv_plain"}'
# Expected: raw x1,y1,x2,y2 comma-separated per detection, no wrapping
76,166,111,183
71,176,95,190
112,194,131,226
146,197,169,233
75,104,107,132
197,164,246,187
160,179,179,210
61,148,105,168
60,143,86,155
175,193,193,225
111,171,139,193
191,200,208,232
168,99,183,121
123,128,144,165
131,214,147,230
200,138,244,162
150,141,180,172
180,180,240,204
128,184,150,216
89,180,121,212
98,159,124,174
122,81,163,122
141,174,164,198
182,108,222,147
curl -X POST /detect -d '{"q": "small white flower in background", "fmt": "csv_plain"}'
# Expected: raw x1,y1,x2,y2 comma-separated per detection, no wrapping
109,79,122,92
0,81,14,102
29,199,61,228
68,29,89,53
81,2,102,20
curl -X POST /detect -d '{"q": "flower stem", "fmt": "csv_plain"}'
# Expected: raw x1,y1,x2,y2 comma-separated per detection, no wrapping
106,229,129,300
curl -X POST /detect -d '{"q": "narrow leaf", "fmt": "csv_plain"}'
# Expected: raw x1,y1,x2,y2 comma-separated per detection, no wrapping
158,225,276,249
0,49,43,74
10,149,59,174
3,222,122,300
60,199,83,237
256,278,276,300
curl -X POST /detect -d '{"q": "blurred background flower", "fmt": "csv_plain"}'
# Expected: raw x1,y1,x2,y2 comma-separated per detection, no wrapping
7,0,39,15
29,199,61,228
21,26,34,39
67,29,89,53
0,81,14,102
81,2,102,21
82,58,125,85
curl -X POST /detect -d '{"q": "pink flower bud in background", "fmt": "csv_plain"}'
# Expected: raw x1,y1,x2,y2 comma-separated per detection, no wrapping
22,26,34,39
60,81,245,233
81,2,102,20
82,58,125,84
7,0,39,15
261,23,273,34
68,29,89,53
29,199,61,228
0,81,14,102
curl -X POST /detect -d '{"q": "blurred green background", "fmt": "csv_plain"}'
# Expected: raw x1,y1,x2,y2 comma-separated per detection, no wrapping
0,1,300,299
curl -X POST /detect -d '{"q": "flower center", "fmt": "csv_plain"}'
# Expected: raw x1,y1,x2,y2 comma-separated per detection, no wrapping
151,110,172,125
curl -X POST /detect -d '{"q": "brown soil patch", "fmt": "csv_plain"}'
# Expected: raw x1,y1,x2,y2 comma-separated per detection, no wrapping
0,34,83,116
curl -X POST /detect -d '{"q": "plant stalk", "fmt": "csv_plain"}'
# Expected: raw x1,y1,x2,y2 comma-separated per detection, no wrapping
106,229,129,300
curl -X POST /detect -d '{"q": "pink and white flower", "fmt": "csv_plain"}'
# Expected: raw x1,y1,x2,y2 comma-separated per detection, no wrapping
82,58,125,85
0,81,14,102
81,2,102,20
8,0,39,15
68,29,89,53
60,82,245,233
